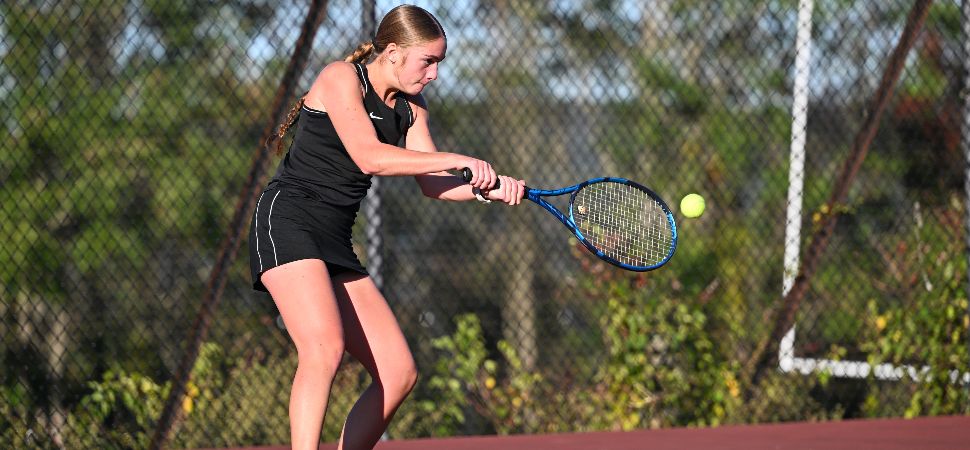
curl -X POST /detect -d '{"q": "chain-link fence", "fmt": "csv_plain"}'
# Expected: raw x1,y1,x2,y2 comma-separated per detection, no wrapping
3,0,969,448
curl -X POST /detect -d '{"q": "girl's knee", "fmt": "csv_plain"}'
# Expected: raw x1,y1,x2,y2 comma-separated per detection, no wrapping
295,338,345,375
401,363,418,392
387,358,419,398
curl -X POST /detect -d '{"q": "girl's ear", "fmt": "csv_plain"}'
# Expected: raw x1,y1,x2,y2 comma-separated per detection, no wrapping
384,43,400,63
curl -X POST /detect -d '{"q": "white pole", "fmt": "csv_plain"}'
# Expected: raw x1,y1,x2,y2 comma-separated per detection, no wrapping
779,0,814,371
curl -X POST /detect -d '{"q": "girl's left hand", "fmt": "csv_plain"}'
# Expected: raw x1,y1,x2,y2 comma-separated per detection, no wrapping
482,175,526,205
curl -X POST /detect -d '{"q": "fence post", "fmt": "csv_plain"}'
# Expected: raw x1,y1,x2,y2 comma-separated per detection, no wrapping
961,0,970,403
362,0,382,292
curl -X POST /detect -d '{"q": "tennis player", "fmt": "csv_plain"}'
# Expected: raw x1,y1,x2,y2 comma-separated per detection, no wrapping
248,5,525,450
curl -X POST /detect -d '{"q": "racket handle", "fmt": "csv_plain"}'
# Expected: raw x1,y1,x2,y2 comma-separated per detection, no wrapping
459,167,501,188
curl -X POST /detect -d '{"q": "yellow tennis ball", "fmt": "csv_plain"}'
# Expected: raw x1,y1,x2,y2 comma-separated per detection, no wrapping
680,193,706,218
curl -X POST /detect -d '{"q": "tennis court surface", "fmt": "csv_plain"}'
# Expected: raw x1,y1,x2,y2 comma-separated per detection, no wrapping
201,415,969,450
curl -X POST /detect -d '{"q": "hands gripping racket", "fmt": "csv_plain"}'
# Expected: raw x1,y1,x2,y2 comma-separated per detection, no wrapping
461,169,677,271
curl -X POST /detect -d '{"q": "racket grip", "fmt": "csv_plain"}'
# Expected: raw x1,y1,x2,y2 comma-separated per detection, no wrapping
459,167,501,188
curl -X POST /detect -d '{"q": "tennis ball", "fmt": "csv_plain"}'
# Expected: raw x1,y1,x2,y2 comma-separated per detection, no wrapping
680,193,706,218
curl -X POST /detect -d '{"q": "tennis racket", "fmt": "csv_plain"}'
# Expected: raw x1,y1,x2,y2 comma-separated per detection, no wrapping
461,168,677,271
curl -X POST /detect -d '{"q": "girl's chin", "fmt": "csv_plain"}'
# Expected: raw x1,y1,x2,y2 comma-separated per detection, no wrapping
409,83,428,95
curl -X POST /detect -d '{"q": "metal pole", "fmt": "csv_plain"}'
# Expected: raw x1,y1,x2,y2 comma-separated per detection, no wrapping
359,0,391,441
961,0,970,409
779,0,815,372
362,1,382,291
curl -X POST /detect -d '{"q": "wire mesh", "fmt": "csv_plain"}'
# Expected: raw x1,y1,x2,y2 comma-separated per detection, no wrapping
2,0,968,448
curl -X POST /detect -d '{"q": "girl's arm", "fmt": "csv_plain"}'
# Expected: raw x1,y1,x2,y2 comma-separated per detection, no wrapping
305,61,495,190
403,94,525,205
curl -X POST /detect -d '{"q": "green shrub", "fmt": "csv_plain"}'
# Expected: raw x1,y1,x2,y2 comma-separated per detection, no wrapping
859,228,970,417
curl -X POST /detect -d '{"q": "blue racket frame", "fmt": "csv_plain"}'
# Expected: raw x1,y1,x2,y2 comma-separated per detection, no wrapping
459,169,677,271
525,177,678,271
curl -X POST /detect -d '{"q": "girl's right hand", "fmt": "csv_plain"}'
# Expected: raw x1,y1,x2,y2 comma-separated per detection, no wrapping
455,156,497,190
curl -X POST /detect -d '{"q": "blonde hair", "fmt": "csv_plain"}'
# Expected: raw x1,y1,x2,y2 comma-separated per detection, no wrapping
270,96,304,156
344,4,446,64
272,5,445,155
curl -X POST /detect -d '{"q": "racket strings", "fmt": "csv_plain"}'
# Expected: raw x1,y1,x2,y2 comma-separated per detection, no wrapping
573,182,673,267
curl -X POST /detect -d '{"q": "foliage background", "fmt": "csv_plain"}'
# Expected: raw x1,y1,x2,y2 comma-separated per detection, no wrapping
2,0,968,448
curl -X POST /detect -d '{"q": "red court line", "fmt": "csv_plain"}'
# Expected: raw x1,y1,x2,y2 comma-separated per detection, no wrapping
199,415,970,450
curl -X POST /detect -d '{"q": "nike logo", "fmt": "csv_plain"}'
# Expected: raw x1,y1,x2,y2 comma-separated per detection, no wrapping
369,112,383,120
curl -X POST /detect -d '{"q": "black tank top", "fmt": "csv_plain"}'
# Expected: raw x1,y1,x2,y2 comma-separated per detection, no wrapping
271,63,414,206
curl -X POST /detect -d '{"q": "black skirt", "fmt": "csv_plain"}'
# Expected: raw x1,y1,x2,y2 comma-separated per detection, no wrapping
248,181,367,292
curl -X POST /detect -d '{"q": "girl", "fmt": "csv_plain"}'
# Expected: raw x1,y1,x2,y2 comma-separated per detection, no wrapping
248,5,526,449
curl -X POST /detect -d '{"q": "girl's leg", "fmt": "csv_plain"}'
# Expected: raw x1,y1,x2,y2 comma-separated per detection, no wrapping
332,273,418,450
261,259,345,450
